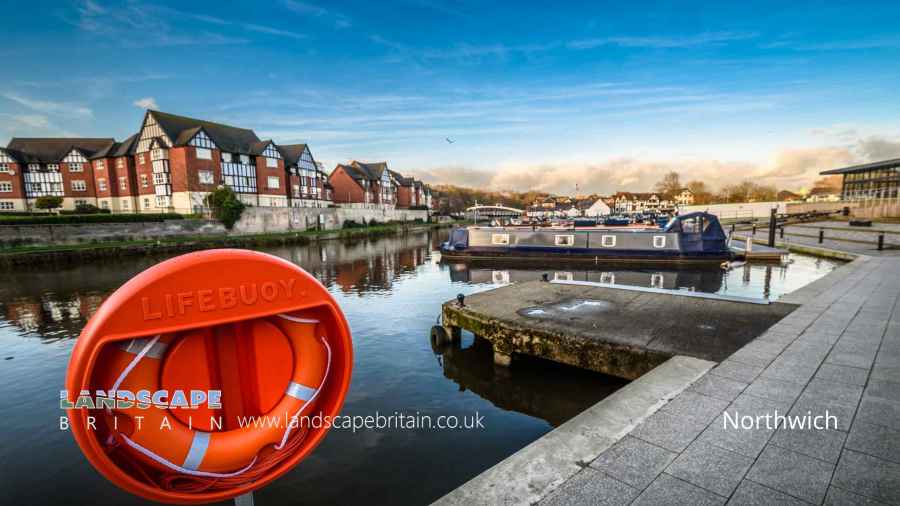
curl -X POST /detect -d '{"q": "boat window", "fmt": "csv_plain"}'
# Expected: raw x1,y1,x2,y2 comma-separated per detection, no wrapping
554,272,574,281
491,233,510,245
653,235,666,248
681,217,701,234
600,272,615,284
601,235,616,247
555,234,575,246
650,273,665,288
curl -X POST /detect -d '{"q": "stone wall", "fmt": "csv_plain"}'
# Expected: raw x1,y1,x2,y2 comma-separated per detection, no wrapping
0,207,430,248
786,200,900,219
231,207,429,234
0,219,226,248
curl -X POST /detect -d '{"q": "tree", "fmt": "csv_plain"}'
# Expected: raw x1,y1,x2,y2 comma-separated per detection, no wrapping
35,196,64,213
685,180,714,205
204,186,246,230
654,171,682,198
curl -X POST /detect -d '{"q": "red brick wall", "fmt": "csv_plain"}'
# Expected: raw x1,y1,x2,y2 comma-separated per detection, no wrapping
180,146,220,192
64,161,98,200
134,152,154,198
329,167,365,203
0,163,24,199
256,156,286,196
168,147,189,193
396,185,412,208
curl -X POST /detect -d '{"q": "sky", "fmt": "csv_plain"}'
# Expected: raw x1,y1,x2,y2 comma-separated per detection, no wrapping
2,0,900,195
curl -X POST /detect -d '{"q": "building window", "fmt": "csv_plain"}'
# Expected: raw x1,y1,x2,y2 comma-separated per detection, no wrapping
222,161,257,193
0,164,9,173
98,179,107,191
119,177,127,190
266,157,278,168
23,172,63,197
0,202,13,210
155,195,170,207
28,164,40,171
122,200,130,210
100,200,109,209
140,174,149,187
0,182,12,193
69,163,83,172
47,164,59,171
189,130,216,149
491,233,510,245
116,158,124,169
71,180,87,192
555,235,575,246
153,173,170,185
292,185,300,197
95,160,105,170
267,176,280,189
199,170,214,185
143,198,151,209
196,147,212,160
222,153,234,163
240,154,250,165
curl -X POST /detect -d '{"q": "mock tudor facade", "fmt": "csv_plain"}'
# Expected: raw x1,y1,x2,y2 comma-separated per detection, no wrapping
0,110,336,213
328,160,431,209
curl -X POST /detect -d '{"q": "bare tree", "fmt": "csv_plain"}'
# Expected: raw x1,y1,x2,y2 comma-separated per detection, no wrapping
654,171,682,198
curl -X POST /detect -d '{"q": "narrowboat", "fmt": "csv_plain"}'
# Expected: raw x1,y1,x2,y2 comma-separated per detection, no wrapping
440,212,733,264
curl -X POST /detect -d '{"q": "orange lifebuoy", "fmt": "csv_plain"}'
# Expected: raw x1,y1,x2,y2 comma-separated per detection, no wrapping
65,249,353,504
102,315,328,475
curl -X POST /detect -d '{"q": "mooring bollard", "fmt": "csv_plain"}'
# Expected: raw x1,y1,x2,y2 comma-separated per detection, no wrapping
878,233,885,251
752,224,757,235
819,229,824,244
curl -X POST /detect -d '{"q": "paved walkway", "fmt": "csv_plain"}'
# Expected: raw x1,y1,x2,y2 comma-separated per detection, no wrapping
743,220,900,256
537,253,900,505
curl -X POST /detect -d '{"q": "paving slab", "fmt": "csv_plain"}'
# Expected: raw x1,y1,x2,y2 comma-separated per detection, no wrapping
727,480,809,506
665,441,753,497
589,436,676,489
746,445,834,504
832,449,900,504
537,468,639,506
631,473,726,506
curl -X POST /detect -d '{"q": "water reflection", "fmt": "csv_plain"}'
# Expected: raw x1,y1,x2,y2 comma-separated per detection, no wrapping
433,337,627,427
444,253,841,300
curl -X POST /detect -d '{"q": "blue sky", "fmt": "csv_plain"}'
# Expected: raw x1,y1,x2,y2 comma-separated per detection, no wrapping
2,1,900,194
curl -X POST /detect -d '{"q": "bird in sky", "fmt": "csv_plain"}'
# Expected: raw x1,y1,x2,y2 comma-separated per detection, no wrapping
445,137,455,144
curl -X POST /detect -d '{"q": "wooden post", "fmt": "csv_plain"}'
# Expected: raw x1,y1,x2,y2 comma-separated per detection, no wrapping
819,229,824,244
767,208,776,247
878,233,885,251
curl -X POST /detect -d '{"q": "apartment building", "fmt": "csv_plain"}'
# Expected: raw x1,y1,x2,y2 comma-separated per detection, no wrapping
0,110,332,213
329,162,433,209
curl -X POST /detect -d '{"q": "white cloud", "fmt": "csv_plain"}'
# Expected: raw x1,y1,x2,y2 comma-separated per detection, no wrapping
282,0,352,29
134,97,159,110
1,92,93,119
568,31,758,50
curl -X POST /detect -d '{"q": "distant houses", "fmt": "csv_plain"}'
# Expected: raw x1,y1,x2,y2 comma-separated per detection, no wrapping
328,161,432,210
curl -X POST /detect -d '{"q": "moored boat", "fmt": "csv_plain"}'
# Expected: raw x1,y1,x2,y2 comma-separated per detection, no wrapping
441,212,732,264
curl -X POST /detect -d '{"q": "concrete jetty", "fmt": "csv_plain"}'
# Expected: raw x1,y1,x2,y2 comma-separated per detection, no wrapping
441,281,795,379
436,241,900,505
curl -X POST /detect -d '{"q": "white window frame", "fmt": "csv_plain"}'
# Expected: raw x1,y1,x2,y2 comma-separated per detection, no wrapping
491,233,510,246
652,236,667,248
116,158,125,169
97,179,107,191
199,170,214,185
267,176,280,189
119,176,127,190
266,157,278,168
555,234,575,246
94,160,105,170
600,235,616,248
71,180,87,192
28,163,40,171
196,147,212,160
0,164,9,173
47,163,59,171
0,201,13,210
0,182,12,193
140,174,149,187
68,163,83,172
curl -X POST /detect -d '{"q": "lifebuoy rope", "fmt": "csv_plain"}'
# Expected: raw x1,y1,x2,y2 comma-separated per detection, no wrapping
106,314,331,480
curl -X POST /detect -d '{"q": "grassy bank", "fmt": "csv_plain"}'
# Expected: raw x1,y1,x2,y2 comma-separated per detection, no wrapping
0,221,456,268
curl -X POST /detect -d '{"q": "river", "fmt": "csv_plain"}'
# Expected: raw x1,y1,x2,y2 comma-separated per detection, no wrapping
0,228,841,505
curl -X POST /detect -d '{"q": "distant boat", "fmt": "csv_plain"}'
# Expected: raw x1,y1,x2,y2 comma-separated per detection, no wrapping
440,212,733,264
603,216,631,226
